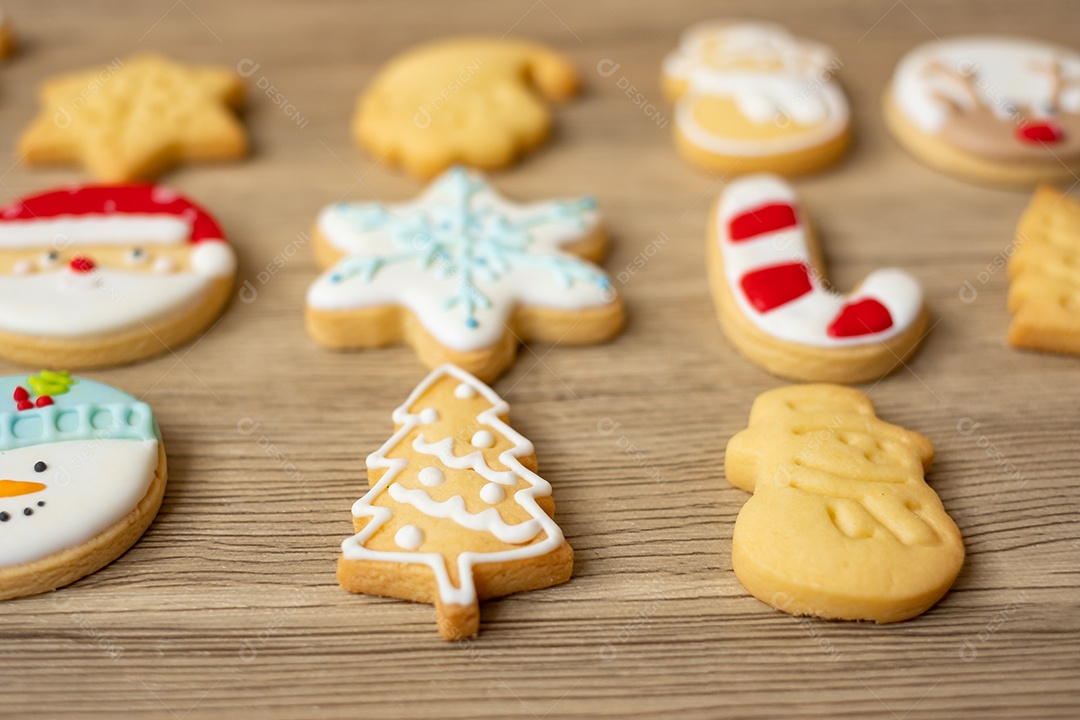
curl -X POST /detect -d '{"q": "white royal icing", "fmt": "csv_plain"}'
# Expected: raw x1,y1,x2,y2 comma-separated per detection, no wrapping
0,267,219,338
0,439,159,568
307,167,617,353
717,174,923,348
418,466,445,487
664,21,849,156
341,364,565,608
394,524,424,551
0,216,192,248
893,36,1080,133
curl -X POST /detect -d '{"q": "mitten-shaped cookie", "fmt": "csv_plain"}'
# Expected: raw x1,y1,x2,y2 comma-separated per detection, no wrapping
725,384,963,622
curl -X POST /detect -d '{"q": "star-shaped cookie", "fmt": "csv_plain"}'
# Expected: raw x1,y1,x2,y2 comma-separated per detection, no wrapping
306,167,625,381
19,54,247,181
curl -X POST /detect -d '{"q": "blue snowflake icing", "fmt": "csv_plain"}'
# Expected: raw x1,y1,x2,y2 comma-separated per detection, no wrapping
328,167,610,330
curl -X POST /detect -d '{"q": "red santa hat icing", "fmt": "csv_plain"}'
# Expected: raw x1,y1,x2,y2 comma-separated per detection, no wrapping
0,184,235,277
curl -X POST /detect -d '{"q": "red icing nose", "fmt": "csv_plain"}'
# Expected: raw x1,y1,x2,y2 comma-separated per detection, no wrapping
1017,121,1064,144
69,256,96,273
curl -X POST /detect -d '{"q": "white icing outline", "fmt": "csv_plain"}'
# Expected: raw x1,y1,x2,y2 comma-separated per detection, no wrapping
341,364,564,608
717,174,923,348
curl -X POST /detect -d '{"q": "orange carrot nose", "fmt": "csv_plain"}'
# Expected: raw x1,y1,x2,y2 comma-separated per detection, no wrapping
0,479,46,498
70,256,96,273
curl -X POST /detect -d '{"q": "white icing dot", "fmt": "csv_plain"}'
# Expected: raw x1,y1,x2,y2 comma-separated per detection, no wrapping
471,430,495,448
152,257,176,274
394,525,424,550
479,482,505,504
12,260,33,275
454,383,476,399
418,466,445,487
419,408,438,424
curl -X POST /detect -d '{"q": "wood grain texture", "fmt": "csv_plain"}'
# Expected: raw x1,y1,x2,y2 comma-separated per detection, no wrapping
1,1,1078,718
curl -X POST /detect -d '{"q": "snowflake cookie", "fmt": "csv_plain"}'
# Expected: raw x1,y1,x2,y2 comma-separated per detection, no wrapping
306,167,625,381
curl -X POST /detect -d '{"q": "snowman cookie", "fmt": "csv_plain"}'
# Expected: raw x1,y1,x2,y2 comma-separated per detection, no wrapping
306,167,624,382
885,37,1080,186
338,364,573,640
0,371,166,601
663,21,850,177
708,174,928,383
0,184,237,369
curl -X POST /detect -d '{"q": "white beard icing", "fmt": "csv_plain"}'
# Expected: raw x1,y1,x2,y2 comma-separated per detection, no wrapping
0,439,158,567
0,267,213,338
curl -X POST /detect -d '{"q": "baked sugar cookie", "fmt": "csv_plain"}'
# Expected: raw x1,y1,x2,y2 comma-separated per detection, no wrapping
726,384,964,623
1008,185,1080,353
0,372,166,600
885,37,1080,186
19,54,246,181
707,174,928,383
663,21,850,177
0,184,237,369
355,37,579,179
306,167,624,382
338,364,573,640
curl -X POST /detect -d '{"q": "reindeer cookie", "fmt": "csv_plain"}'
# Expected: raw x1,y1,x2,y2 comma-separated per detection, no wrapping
338,364,573,640
707,174,928,383
0,184,237,369
355,37,579,179
885,37,1080,186
663,21,850,177
726,384,964,623
1008,185,1080,354
0,372,166,601
306,167,624,382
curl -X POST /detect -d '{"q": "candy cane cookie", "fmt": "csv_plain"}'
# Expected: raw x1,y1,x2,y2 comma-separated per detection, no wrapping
707,175,928,382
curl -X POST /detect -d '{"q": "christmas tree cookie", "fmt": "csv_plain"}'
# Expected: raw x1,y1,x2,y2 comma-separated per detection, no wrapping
338,364,573,640
0,371,166,600
0,184,237,368
306,167,624,381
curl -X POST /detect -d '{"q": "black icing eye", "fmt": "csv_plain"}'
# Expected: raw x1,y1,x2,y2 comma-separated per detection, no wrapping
126,247,148,264
34,461,46,473
46,252,59,261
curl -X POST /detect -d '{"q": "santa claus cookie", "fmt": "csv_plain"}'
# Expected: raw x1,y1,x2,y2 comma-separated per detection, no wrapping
707,174,928,383
0,184,237,369
663,21,850,177
338,364,573,640
885,37,1080,186
355,37,579,179
306,167,624,382
0,371,166,601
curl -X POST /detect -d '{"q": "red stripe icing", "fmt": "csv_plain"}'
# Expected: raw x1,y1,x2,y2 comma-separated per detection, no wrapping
740,262,813,313
827,298,894,338
0,184,225,243
728,203,797,242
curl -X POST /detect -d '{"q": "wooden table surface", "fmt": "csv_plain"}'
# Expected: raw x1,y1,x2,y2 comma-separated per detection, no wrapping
2,1,1078,718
